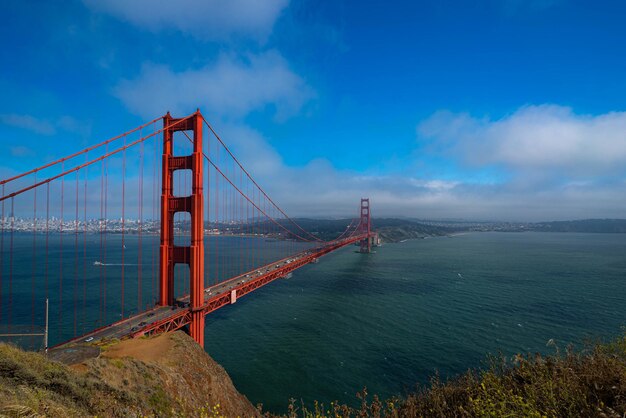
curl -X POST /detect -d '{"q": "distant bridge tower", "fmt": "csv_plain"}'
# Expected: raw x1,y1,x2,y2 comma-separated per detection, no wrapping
359,198,372,253
159,111,205,347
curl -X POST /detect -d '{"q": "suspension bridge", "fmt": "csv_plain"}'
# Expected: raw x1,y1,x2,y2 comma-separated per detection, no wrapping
0,110,376,349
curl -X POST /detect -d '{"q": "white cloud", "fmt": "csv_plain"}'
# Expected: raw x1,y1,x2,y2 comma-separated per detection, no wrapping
212,122,284,178
10,146,33,157
201,105,626,222
0,113,92,138
114,51,314,120
5,113,624,222
58,116,92,138
418,105,626,177
264,165,625,221
82,0,289,41
207,123,465,218
0,114,56,135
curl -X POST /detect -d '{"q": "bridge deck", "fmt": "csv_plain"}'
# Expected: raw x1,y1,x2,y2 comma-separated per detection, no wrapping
57,234,368,348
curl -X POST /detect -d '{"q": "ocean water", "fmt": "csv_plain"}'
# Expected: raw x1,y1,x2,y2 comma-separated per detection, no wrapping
200,232,626,412
0,234,314,346
1,232,626,413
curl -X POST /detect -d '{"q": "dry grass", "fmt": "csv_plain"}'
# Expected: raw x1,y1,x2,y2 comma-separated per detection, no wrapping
0,332,259,417
0,342,131,416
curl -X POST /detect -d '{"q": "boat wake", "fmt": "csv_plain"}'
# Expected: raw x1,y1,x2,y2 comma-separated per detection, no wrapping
93,261,144,266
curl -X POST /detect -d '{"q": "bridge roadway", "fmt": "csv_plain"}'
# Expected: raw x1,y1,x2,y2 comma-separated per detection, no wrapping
57,234,368,347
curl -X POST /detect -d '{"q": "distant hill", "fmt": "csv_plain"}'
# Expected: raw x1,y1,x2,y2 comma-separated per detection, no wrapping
370,218,459,242
238,217,626,244
531,219,626,233
290,217,458,243
287,218,359,241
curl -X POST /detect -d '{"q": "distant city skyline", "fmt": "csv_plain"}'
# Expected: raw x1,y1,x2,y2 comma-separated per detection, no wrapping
1,1,626,221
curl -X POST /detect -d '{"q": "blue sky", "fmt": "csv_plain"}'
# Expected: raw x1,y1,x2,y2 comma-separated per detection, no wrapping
1,0,626,220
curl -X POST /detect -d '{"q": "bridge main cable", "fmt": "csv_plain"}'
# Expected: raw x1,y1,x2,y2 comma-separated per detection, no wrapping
0,116,161,187
332,218,361,242
199,139,317,243
0,117,190,202
177,127,319,243
183,124,362,245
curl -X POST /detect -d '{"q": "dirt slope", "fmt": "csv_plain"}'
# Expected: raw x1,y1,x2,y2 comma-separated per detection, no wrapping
0,331,259,417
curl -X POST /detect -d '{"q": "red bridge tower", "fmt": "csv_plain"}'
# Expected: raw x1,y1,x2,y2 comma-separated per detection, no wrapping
159,111,205,347
359,198,372,253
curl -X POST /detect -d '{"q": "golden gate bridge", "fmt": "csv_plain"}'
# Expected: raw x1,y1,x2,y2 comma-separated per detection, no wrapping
0,110,376,349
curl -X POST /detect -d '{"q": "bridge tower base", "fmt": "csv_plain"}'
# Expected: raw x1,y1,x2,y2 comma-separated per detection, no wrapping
159,111,205,347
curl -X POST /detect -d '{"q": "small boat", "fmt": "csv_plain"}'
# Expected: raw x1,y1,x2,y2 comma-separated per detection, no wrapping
93,261,104,266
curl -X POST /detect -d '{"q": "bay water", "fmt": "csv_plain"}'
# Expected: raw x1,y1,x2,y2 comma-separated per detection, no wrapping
2,231,626,413
202,232,626,412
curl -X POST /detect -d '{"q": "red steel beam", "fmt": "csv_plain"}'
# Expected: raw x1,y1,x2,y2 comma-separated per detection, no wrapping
129,234,367,340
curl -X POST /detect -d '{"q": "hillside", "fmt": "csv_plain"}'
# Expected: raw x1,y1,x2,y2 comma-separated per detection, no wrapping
0,332,258,417
210,217,626,245
531,219,626,233
288,218,457,242
372,218,459,242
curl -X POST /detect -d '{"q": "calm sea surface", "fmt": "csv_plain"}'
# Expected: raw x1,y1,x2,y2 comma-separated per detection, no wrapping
2,232,626,412
201,232,626,412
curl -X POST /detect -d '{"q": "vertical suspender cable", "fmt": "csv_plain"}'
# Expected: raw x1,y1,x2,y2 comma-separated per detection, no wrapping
45,184,49,309
83,155,88,333
59,163,64,336
152,121,157,306
121,135,126,318
103,148,108,323
214,153,218,282
230,158,234,277
74,171,79,336
9,198,14,331
205,129,209,290
215,140,219,285
0,184,4,324
138,128,143,312
31,174,37,340
246,176,249,271
240,169,243,276
99,160,104,325
223,154,227,280
253,187,256,269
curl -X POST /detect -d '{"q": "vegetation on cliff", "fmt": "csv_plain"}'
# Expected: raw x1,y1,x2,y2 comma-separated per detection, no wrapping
0,331,258,417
